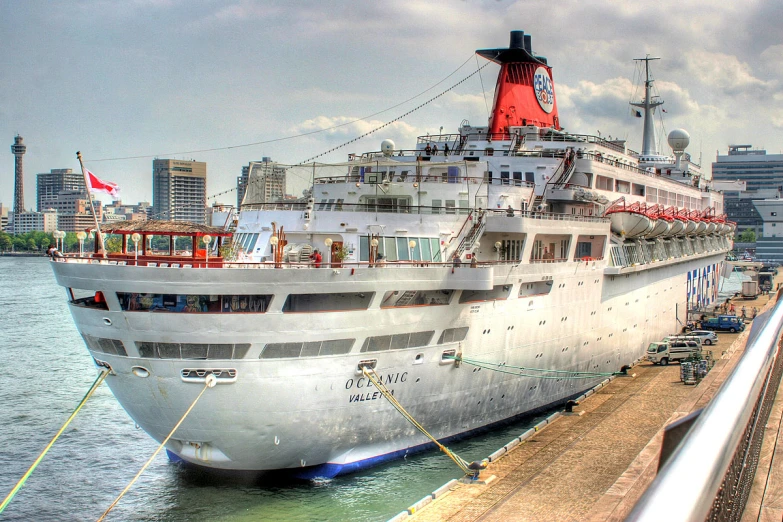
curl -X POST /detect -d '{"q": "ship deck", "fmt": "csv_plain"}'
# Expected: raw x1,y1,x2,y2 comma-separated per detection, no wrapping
401,280,783,522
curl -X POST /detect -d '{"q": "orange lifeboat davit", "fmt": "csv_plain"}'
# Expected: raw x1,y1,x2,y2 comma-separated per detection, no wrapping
681,209,698,235
603,198,656,238
690,210,707,235
665,207,686,236
646,204,672,238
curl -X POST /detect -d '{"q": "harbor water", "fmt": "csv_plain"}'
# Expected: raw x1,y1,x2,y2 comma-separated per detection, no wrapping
0,257,551,521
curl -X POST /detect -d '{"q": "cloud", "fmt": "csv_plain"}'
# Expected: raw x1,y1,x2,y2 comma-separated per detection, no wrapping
684,50,776,97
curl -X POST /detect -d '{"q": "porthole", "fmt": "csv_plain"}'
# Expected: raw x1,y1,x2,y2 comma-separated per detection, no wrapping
132,366,150,378
103,318,112,326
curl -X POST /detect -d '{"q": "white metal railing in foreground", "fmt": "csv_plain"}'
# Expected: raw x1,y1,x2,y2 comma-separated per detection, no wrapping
628,294,783,521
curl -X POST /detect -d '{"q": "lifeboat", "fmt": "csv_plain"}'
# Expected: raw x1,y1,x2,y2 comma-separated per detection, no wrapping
668,207,686,236
603,198,655,238
701,208,718,235
680,209,697,235
690,210,707,235
646,205,672,238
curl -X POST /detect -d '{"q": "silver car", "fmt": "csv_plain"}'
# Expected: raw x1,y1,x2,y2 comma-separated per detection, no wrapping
686,330,719,346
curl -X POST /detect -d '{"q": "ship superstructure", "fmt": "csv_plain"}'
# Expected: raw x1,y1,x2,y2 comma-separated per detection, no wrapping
50,31,730,477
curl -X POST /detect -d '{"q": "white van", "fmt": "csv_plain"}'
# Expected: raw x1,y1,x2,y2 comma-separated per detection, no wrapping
647,339,702,365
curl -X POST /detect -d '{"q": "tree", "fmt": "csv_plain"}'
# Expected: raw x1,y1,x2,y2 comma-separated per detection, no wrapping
0,233,12,251
737,229,756,243
26,238,38,251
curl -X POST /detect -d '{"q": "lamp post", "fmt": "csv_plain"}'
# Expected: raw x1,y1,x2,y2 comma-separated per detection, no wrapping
408,240,416,262
131,233,141,264
324,238,333,267
76,231,87,257
53,230,64,252
202,235,213,267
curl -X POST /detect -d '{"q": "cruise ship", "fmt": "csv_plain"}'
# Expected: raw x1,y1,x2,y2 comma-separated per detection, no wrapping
50,31,731,478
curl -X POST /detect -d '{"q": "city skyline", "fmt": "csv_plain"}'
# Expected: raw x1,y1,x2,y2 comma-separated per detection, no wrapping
2,1,782,209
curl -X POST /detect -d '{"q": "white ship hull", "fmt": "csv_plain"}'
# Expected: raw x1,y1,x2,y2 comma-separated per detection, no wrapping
51,246,726,476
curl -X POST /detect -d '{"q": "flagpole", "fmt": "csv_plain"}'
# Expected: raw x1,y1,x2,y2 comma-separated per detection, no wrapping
76,151,106,258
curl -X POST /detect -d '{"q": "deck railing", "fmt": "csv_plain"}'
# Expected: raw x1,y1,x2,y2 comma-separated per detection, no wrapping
628,294,783,521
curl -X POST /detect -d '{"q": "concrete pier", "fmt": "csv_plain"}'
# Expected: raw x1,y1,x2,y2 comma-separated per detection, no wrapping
405,284,779,521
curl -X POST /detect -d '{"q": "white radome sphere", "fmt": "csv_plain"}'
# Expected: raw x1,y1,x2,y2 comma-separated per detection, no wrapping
668,129,690,152
381,139,395,156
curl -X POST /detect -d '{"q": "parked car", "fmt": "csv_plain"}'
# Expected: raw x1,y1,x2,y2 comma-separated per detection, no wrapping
647,338,702,366
684,330,718,346
702,315,745,333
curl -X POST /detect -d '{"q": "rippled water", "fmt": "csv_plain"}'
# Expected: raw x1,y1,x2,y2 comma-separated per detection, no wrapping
0,257,550,521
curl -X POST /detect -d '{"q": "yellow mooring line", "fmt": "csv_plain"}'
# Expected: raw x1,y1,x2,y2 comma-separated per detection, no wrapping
0,369,110,516
361,367,472,474
97,373,217,522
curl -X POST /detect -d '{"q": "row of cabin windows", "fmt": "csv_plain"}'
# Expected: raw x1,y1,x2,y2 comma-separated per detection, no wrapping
81,327,473,360
234,233,260,253
359,236,443,262
116,293,272,313
595,175,703,210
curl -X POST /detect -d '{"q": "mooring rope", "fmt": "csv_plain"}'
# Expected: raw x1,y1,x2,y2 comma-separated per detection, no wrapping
0,369,110,515
446,355,618,379
97,374,217,522
361,367,472,474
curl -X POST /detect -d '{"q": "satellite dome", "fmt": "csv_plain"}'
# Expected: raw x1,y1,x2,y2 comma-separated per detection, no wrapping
668,129,690,152
381,139,395,156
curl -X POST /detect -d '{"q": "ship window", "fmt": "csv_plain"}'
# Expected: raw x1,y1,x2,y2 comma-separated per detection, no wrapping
384,237,398,261
82,334,127,356
135,342,250,359
513,172,523,186
282,292,374,312
632,183,645,196
381,289,454,307
69,289,109,310
518,281,553,297
431,238,442,261
260,339,355,358
397,238,410,260
431,199,442,214
501,171,510,185
646,187,657,204
616,180,630,194
459,285,511,303
445,200,456,214
438,327,469,344
116,293,271,313
596,175,613,191
360,331,435,352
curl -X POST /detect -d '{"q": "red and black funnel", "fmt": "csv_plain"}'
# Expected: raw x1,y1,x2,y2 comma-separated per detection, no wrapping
477,31,561,134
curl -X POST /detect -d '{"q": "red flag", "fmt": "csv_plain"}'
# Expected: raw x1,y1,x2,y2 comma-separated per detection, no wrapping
85,169,120,199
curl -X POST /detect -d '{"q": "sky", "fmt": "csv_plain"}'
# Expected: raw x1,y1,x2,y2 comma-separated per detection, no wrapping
1,0,782,210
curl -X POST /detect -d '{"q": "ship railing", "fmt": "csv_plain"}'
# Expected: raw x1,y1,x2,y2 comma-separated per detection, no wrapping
628,293,783,521
52,256,599,270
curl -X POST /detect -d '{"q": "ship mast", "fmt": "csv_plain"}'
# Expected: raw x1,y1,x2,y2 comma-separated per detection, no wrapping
630,56,662,157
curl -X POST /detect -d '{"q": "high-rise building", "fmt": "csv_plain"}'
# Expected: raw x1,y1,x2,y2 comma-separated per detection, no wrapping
11,135,26,218
37,168,86,211
152,159,207,224
0,203,9,231
12,210,58,234
240,158,286,207
712,145,783,236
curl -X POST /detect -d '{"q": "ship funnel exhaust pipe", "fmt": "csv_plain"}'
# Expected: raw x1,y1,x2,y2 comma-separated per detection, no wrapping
524,34,532,52
509,31,525,49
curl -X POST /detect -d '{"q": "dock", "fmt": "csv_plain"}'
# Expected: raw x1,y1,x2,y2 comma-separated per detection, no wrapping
400,281,783,521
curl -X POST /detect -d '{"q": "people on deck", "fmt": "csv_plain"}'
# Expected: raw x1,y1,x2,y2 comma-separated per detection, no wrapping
425,144,432,155
309,249,322,268
452,253,462,267
46,244,64,258
470,256,478,268
375,253,386,267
